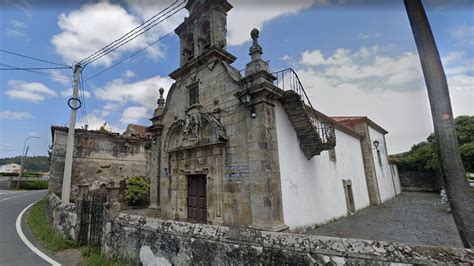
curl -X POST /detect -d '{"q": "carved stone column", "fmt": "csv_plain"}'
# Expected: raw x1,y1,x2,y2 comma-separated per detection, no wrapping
239,29,288,231
148,87,165,215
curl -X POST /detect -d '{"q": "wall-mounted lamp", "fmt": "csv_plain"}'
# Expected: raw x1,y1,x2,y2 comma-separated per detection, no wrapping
373,140,380,150
237,91,256,118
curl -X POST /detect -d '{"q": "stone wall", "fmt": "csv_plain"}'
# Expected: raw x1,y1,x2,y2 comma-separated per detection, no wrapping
49,126,151,201
45,194,473,265
46,192,79,241
399,170,443,192
101,213,473,265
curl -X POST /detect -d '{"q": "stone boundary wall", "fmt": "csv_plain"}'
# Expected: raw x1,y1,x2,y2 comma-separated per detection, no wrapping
399,170,443,192
46,193,79,241
46,193,473,264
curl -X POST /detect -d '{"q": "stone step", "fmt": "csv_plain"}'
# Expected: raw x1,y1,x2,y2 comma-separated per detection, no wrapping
279,90,334,160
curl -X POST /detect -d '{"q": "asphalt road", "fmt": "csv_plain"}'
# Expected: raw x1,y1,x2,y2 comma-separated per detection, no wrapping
0,189,49,266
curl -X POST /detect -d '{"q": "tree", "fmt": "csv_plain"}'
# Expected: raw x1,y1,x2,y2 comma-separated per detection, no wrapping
394,116,474,174
98,122,109,132
404,0,474,248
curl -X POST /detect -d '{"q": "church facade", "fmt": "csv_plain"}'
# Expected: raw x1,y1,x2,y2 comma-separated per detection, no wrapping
147,0,400,231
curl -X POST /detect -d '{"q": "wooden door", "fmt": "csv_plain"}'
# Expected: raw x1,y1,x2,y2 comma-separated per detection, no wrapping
187,175,207,223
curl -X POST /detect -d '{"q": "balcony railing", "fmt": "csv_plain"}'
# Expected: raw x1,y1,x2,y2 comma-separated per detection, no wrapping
272,68,336,145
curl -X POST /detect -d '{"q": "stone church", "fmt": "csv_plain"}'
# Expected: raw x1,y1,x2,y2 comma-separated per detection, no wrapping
144,0,400,231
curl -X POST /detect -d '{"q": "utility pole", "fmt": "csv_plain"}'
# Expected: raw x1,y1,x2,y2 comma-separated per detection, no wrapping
404,0,474,248
61,64,82,202
17,145,29,189
17,136,39,189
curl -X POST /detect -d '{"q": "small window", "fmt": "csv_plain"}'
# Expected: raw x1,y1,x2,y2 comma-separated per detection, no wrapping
329,148,336,162
189,83,199,105
377,150,382,167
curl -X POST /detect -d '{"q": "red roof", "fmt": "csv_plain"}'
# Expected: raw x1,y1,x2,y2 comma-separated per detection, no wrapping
331,116,388,134
124,124,151,139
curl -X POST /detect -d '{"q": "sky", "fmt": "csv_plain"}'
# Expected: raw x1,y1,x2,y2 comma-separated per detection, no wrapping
0,0,473,158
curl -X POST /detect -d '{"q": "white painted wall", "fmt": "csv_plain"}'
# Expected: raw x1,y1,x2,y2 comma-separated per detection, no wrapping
275,103,370,229
368,127,397,202
390,164,401,195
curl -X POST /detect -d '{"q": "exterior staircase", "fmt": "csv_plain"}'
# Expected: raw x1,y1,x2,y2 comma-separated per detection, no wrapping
273,68,336,159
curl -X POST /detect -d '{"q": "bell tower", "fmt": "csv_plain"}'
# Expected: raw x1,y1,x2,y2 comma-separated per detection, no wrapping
174,0,233,67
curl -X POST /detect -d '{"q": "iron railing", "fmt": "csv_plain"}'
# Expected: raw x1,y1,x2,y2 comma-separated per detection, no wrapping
272,68,336,144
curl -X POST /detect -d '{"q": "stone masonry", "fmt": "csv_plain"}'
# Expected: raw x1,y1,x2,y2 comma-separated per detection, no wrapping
147,0,286,230
49,126,151,201
45,192,474,264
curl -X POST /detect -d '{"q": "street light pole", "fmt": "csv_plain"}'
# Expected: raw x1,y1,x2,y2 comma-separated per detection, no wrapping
16,136,40,189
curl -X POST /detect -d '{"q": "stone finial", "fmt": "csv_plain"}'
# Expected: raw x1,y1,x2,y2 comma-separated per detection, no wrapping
251,28,259,45
157,87,165,108
249,28,262,61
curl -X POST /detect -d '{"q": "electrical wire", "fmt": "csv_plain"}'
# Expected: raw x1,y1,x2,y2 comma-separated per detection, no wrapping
0,66,71,70
79,0,181,65
79,71,89,127
0,62,71,81
83,31,174,82
0,49,70,67
80,1,185,67
80,0,184,66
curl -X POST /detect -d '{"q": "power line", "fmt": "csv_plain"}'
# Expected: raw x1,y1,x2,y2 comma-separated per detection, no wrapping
0,62,71,81
0,66,71,70
80,1,185,67
0,48,70,67
79,0,181,65
83,31,175,82
79,71,89,127
80,0,183,66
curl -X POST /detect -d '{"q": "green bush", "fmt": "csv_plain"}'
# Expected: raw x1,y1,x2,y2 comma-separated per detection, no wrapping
20,180,48,190
124,177,150,206
392,115,474,173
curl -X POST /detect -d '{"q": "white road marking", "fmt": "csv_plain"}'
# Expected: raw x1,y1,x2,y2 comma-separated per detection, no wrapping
16,200,61,266
0,190,44,203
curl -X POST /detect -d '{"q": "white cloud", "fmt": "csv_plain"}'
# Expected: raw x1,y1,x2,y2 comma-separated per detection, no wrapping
6,28,29,40
123,70,136,79
10,19,27,29
300,47,423,86
120,106,149,124
78,113,123,133
5,80,57,103
0,110,33,120
291,45,473,153
295,68,434,153
450,25,474,46
125,0,186,33
442,51,474,76
60,88,91,98
6,1,31,40
51,2,172,66
48,69,71,85
358,32,381,40
227,0,324,46
94,75,172,109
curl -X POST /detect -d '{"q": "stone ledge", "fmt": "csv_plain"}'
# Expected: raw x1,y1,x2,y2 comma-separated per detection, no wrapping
46,195,473,264
103,212,473,264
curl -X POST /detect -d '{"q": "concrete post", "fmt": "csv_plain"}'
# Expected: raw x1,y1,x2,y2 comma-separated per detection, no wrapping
62,64,81,203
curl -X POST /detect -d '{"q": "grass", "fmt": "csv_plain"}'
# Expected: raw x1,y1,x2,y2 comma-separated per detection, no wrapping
28,198,131,265
80,247,131,266
28,198,78,252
